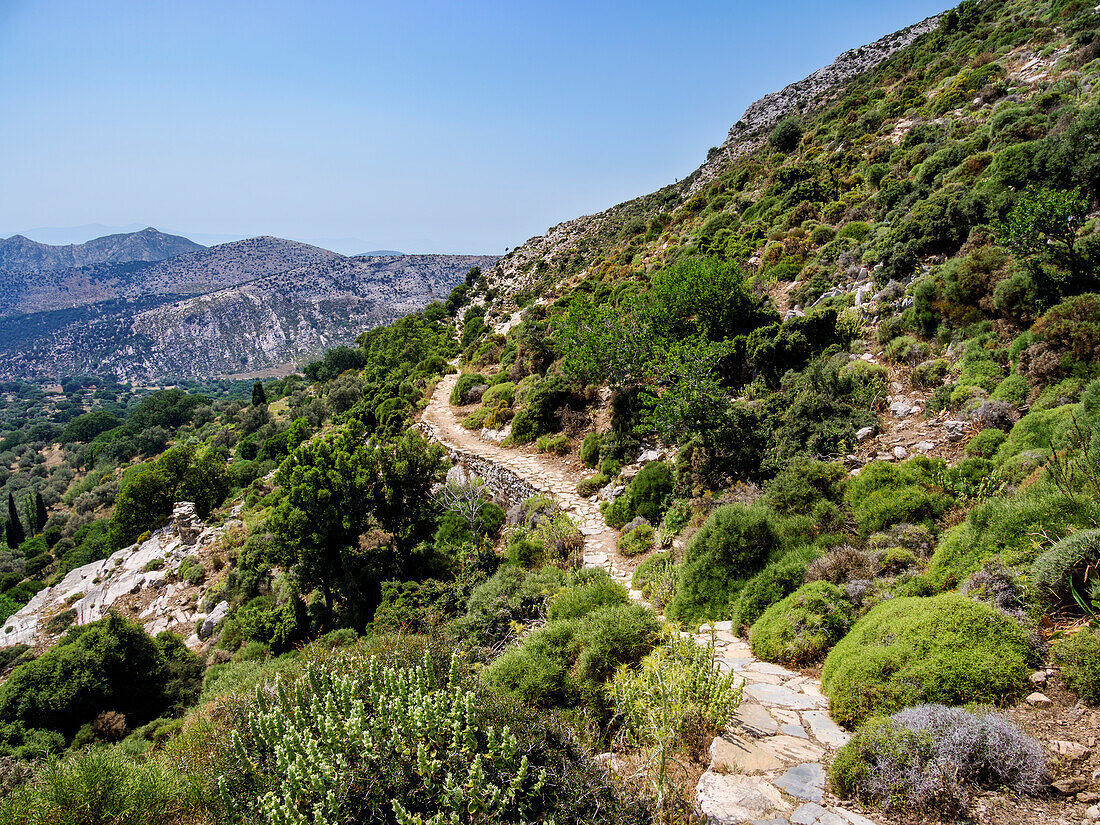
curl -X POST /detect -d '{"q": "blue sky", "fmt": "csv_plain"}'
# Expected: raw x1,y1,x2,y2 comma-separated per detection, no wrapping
0,1,947,254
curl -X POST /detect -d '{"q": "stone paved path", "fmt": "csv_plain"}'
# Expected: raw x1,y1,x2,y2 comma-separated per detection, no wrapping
421,372,881,825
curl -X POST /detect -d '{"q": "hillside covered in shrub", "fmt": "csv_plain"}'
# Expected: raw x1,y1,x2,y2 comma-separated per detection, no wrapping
0,0,1099,823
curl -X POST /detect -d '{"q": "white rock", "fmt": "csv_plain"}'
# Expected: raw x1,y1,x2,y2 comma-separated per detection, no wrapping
855,426,875,442
893,446,908,460
1026,691,1052,706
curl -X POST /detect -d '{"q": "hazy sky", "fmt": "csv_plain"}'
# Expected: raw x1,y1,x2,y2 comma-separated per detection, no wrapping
0,1,946,254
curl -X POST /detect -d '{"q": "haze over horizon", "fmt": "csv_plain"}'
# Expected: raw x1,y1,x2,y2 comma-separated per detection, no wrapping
1,0,946,254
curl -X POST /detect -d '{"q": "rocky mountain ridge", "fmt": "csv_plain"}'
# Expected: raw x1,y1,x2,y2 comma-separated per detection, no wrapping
0,254,496,381
485,13,943,299
0,235,343,318
0,227,203,275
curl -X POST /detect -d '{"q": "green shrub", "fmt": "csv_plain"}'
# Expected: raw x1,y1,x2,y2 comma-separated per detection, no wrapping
731,546,820,631
618,524,654,557
830,705,1048,815
0,745,211,825
576,475,605,497
956,357,1005,394
1030,529,1100,609
991,372,1030,405
610,635,742,760
449,373,486,405
911,358,950,388
485,602,660,707
764,459,847,517
579,432,601,467
462,407,489,430
0,616,201,754
965,428,1006,458
460,566,565,647
1052,629,1100,704
547,569,628,621
631,552,678,610
749,581,855,665
482,381,515,407
667,504,785,624
604,462,674,529
845,459,954,535
885,335,930,365
536,434,569,455
929,486,1100,588
821,594,1033,727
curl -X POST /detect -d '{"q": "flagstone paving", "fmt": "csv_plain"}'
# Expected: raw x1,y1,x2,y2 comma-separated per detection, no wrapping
422,372,881,825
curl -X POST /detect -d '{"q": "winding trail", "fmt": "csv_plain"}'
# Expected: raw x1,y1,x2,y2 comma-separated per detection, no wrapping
421,372,881,825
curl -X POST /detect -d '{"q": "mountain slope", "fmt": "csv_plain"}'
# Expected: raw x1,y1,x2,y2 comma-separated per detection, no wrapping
0,254,495,381
0,235,344,318
0,227,203,274
484,13,942,300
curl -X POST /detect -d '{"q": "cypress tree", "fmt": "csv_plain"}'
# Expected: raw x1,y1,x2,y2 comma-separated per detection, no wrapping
251,381,267,407
6,494,24,549
35,492,48,533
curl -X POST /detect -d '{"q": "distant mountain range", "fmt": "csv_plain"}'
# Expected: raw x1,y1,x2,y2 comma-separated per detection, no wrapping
0,229,492,381
6,224,382,255
0,228,204,274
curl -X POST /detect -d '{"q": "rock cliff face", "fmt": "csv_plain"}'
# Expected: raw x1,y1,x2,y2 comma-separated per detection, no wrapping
485,13,942,297
0,254,495,381
0,227,203,276
0,235,341,318
0,502,233,651
686,13,943,195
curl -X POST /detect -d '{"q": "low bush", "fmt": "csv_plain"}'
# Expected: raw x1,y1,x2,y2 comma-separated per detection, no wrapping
821,594,1033,727
604,462,674,529
0,745,211,825
221,647,651,825
611,634,742,762
749,581,855,665
0,616,201,755
450,373,487,405
547,569,627,621
991,372,1030,406
459,566,565,647
965,428,1006,458
667,504,787,624
631,551,678,610
579,432,601,467
763,459,847,517
844,459,954,535
1030,529,1100,609
618,523,654,557
1052,629,1100,704
830,704,1047,816
805,545,874,584
536,434,569,455
484,602,660,708
731,546,820,631
929,487,1100,588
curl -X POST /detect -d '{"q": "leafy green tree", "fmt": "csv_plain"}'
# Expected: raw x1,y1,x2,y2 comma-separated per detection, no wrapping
108,446,229,548
60,410,122,444
995,187,1096,300
251,381,267,407
0,616,200,749
649,257,776,342
268,423,445,621
554,294,655,388
770,117,804,153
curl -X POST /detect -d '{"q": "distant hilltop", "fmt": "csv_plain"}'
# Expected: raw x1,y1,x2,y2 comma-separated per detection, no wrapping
0,227,495,381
